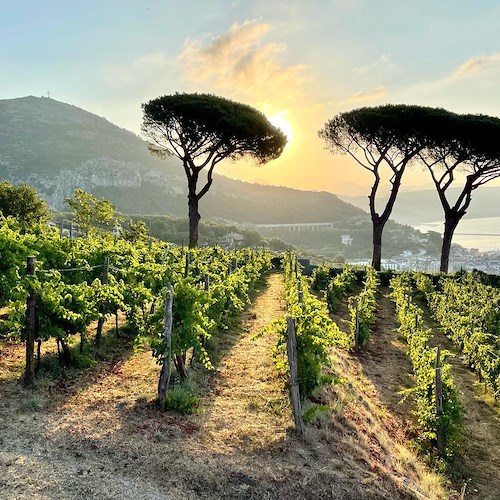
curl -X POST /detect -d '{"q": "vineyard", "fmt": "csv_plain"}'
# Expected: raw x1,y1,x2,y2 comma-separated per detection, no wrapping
1,220,500,499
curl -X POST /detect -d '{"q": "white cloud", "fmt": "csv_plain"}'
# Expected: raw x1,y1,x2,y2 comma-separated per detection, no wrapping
346,86,388,103
100,52,174,88
179,19,307,108
452,53,500,78
355,54,394,74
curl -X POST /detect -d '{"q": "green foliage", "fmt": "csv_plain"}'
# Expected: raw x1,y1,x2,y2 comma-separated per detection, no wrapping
424,273,500,398
390,273,462,459
122,219,149,243
0,220,272,381
21,394,44,412
347,267,378,348
138,247,272,377
319,105,445,156
65,189,120,236
142,93,287,165
302,403,330,424
311,264,330,291
71,351,97,369
271,253,348,399
327,267,357,312
0,181,50,227
164,382,200,415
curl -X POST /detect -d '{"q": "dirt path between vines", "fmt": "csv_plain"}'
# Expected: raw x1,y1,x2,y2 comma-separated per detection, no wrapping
359,288,416,426
190,272,288,454
353,287,500,499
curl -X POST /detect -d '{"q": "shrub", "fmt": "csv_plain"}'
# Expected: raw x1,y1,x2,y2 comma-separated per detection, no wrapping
164,382,200,414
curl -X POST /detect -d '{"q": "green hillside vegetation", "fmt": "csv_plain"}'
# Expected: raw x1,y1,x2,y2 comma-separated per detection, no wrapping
255,218,435,258
0,96,179,175
53,212,291,251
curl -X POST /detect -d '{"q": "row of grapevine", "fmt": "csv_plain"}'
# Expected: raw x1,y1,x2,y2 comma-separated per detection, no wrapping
390,274,461,458
416,272,500,398
347,267,379,350
140,248,272,380
310,262,376,350
0,219,272,390
283,253,348,398
326,267,357,312
262,253,347,402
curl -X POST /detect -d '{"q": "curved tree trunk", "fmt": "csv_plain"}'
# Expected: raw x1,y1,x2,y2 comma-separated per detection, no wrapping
440,216,460,273
371,218,385,271
188,195,200,248
368,169,406,272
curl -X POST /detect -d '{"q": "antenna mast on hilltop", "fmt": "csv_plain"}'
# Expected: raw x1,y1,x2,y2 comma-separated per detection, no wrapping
47,90,51,99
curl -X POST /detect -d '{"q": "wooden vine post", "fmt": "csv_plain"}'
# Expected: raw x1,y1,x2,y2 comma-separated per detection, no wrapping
24,256,37,387
158,289,173,410
435,345,445,455
184,251,190,278
286,316,305,435
204,273,210,291
95,256,109,347
354,302,360,354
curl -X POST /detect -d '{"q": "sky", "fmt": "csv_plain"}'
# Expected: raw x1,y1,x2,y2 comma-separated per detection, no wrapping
1,0,500,196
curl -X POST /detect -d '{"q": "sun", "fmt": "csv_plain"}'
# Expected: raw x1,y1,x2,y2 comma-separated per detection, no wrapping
268,112,294,143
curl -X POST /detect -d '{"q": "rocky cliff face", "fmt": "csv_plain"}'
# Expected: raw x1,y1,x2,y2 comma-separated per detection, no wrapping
2,157,186,210
0,153,189,212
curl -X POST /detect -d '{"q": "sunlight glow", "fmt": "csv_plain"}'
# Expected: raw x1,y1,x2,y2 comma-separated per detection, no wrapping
268,112,294,143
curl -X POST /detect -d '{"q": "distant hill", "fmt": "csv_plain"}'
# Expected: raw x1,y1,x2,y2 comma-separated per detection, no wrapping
0,96,364,223
0,96,429,257
340,187,500,226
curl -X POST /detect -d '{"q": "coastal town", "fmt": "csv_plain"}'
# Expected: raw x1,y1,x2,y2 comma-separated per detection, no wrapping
348,245,500,274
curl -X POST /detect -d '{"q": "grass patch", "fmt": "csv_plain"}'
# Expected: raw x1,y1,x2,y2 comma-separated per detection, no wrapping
21,394,44,412
302,403,331,425
164,381,200,415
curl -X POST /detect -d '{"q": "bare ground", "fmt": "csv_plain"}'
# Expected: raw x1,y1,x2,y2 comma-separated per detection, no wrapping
0,274,453,499
360,288,416,427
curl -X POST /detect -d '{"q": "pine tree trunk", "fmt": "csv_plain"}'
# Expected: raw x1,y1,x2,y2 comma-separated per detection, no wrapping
188,195,200,248
440,216,460,273
371,219,384,271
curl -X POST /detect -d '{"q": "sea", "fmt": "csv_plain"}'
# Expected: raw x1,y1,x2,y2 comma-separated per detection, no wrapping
415,217,500,252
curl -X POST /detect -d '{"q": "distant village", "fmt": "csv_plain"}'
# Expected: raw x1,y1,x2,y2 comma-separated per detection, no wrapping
348,244,500,275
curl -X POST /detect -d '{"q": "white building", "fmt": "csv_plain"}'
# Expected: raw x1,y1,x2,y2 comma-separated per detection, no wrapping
219,232,245,248
341,234,353,245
